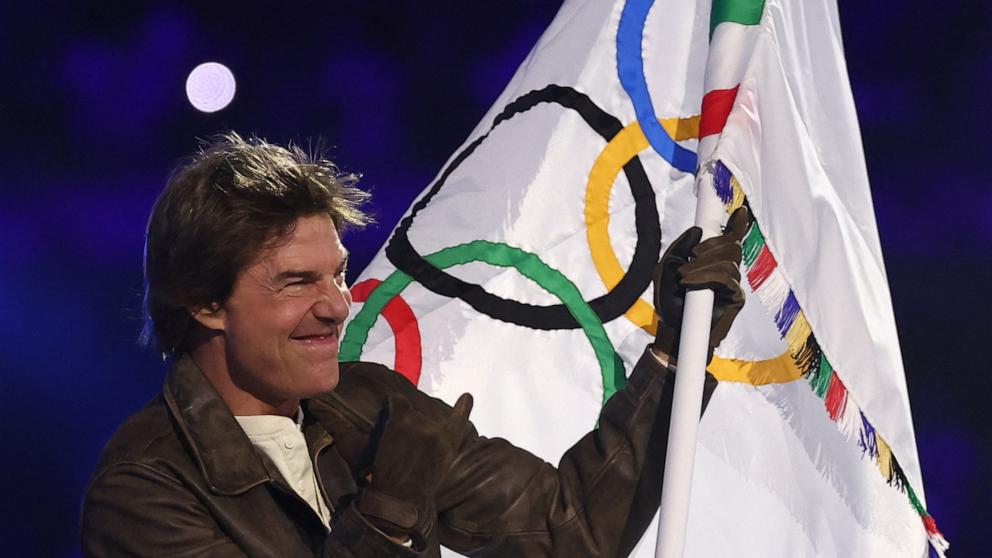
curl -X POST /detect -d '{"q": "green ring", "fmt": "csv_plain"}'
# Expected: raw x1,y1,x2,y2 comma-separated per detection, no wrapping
341,240,626,403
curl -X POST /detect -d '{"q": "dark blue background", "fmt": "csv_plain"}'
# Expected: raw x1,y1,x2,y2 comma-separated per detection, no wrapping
1,2,987,555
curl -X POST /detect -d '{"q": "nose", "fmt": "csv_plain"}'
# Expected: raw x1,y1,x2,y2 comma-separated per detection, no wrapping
313,277,352,324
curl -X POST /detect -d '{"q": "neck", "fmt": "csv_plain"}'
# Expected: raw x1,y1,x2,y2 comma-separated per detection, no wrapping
188,332,299,417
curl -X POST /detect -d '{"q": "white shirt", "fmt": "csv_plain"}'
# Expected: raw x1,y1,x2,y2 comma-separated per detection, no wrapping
235,410,332,529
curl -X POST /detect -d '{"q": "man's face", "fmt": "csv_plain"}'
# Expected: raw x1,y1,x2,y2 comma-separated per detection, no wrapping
217,213,351,407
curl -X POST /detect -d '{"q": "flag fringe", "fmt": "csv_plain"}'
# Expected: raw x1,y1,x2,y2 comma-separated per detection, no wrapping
711,160,947,557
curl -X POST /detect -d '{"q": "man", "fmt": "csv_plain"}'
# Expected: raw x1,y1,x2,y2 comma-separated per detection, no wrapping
81,132,747,557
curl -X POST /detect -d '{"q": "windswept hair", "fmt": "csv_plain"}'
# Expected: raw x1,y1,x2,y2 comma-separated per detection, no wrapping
140,132,371,356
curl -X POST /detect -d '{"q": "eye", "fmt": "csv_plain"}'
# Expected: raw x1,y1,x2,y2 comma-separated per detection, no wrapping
284,279,310,290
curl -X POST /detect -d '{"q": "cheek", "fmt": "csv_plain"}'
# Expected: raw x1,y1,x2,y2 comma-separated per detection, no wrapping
229,297,312,345
273,297,316,332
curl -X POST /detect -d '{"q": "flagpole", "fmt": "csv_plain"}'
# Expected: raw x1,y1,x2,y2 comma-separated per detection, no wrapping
654,166,726,558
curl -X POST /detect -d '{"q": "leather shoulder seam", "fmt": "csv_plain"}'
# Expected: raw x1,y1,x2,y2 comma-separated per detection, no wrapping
88,460,186,492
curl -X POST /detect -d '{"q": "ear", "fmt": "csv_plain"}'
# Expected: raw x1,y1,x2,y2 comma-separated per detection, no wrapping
189,302,226,332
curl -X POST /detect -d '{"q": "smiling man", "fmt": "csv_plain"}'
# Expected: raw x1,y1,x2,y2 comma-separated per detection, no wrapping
81,133,747,557
189,212,352,418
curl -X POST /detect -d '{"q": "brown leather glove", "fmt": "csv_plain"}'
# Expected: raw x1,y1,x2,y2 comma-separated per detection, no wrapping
356,393,474,548
653,207,748,364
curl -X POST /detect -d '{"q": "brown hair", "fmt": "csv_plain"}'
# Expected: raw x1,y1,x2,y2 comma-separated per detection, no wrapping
140,132,371,356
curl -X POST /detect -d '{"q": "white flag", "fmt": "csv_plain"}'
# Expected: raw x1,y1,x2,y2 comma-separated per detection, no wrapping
342,0,946,556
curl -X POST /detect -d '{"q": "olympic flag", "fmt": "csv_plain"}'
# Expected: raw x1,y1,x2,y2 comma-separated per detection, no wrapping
341,0,946,556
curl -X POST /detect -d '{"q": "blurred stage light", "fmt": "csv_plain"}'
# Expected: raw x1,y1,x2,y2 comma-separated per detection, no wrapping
185,62,236,113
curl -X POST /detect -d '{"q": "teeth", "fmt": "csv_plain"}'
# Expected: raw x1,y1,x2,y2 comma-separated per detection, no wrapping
299,334,333,344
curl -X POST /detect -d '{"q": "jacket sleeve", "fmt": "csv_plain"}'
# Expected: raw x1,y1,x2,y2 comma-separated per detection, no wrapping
314,346,717,558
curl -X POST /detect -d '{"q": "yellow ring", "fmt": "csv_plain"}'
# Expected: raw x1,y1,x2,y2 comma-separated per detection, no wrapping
584,115,800,385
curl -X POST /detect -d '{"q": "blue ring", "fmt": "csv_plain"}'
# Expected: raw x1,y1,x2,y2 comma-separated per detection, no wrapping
617,0,698,173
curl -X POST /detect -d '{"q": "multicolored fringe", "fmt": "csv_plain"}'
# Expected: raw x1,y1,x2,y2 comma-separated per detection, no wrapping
712,160,949,556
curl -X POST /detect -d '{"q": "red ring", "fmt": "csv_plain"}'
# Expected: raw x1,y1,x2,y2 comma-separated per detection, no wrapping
349,279,423,385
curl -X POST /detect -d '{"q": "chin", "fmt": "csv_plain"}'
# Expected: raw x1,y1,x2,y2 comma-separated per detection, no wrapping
308,365,340,395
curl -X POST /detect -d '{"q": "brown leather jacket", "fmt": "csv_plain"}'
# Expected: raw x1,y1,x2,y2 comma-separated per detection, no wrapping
81,348,715,557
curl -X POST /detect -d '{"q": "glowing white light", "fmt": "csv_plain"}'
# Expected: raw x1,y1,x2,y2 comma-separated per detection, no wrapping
185,62,236,113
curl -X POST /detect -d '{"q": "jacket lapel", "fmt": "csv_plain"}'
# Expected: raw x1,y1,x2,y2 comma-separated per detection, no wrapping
163,355,271,495
303,409,358,515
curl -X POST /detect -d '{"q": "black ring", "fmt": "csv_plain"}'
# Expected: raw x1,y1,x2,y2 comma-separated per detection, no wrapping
385,84,661,329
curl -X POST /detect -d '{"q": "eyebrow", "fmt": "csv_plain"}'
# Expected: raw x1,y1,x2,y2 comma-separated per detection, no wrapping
274,270,322,283
274,254,349,283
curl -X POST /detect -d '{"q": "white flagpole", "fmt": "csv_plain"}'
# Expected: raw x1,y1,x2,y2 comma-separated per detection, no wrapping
654,166,726,558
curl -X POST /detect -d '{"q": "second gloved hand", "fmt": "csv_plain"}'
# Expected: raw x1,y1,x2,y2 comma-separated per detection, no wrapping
356,393,474,548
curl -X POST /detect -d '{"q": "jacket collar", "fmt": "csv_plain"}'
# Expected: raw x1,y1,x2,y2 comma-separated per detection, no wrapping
162,355,275,495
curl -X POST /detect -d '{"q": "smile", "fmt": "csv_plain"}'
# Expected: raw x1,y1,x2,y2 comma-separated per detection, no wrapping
291,332,339,347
